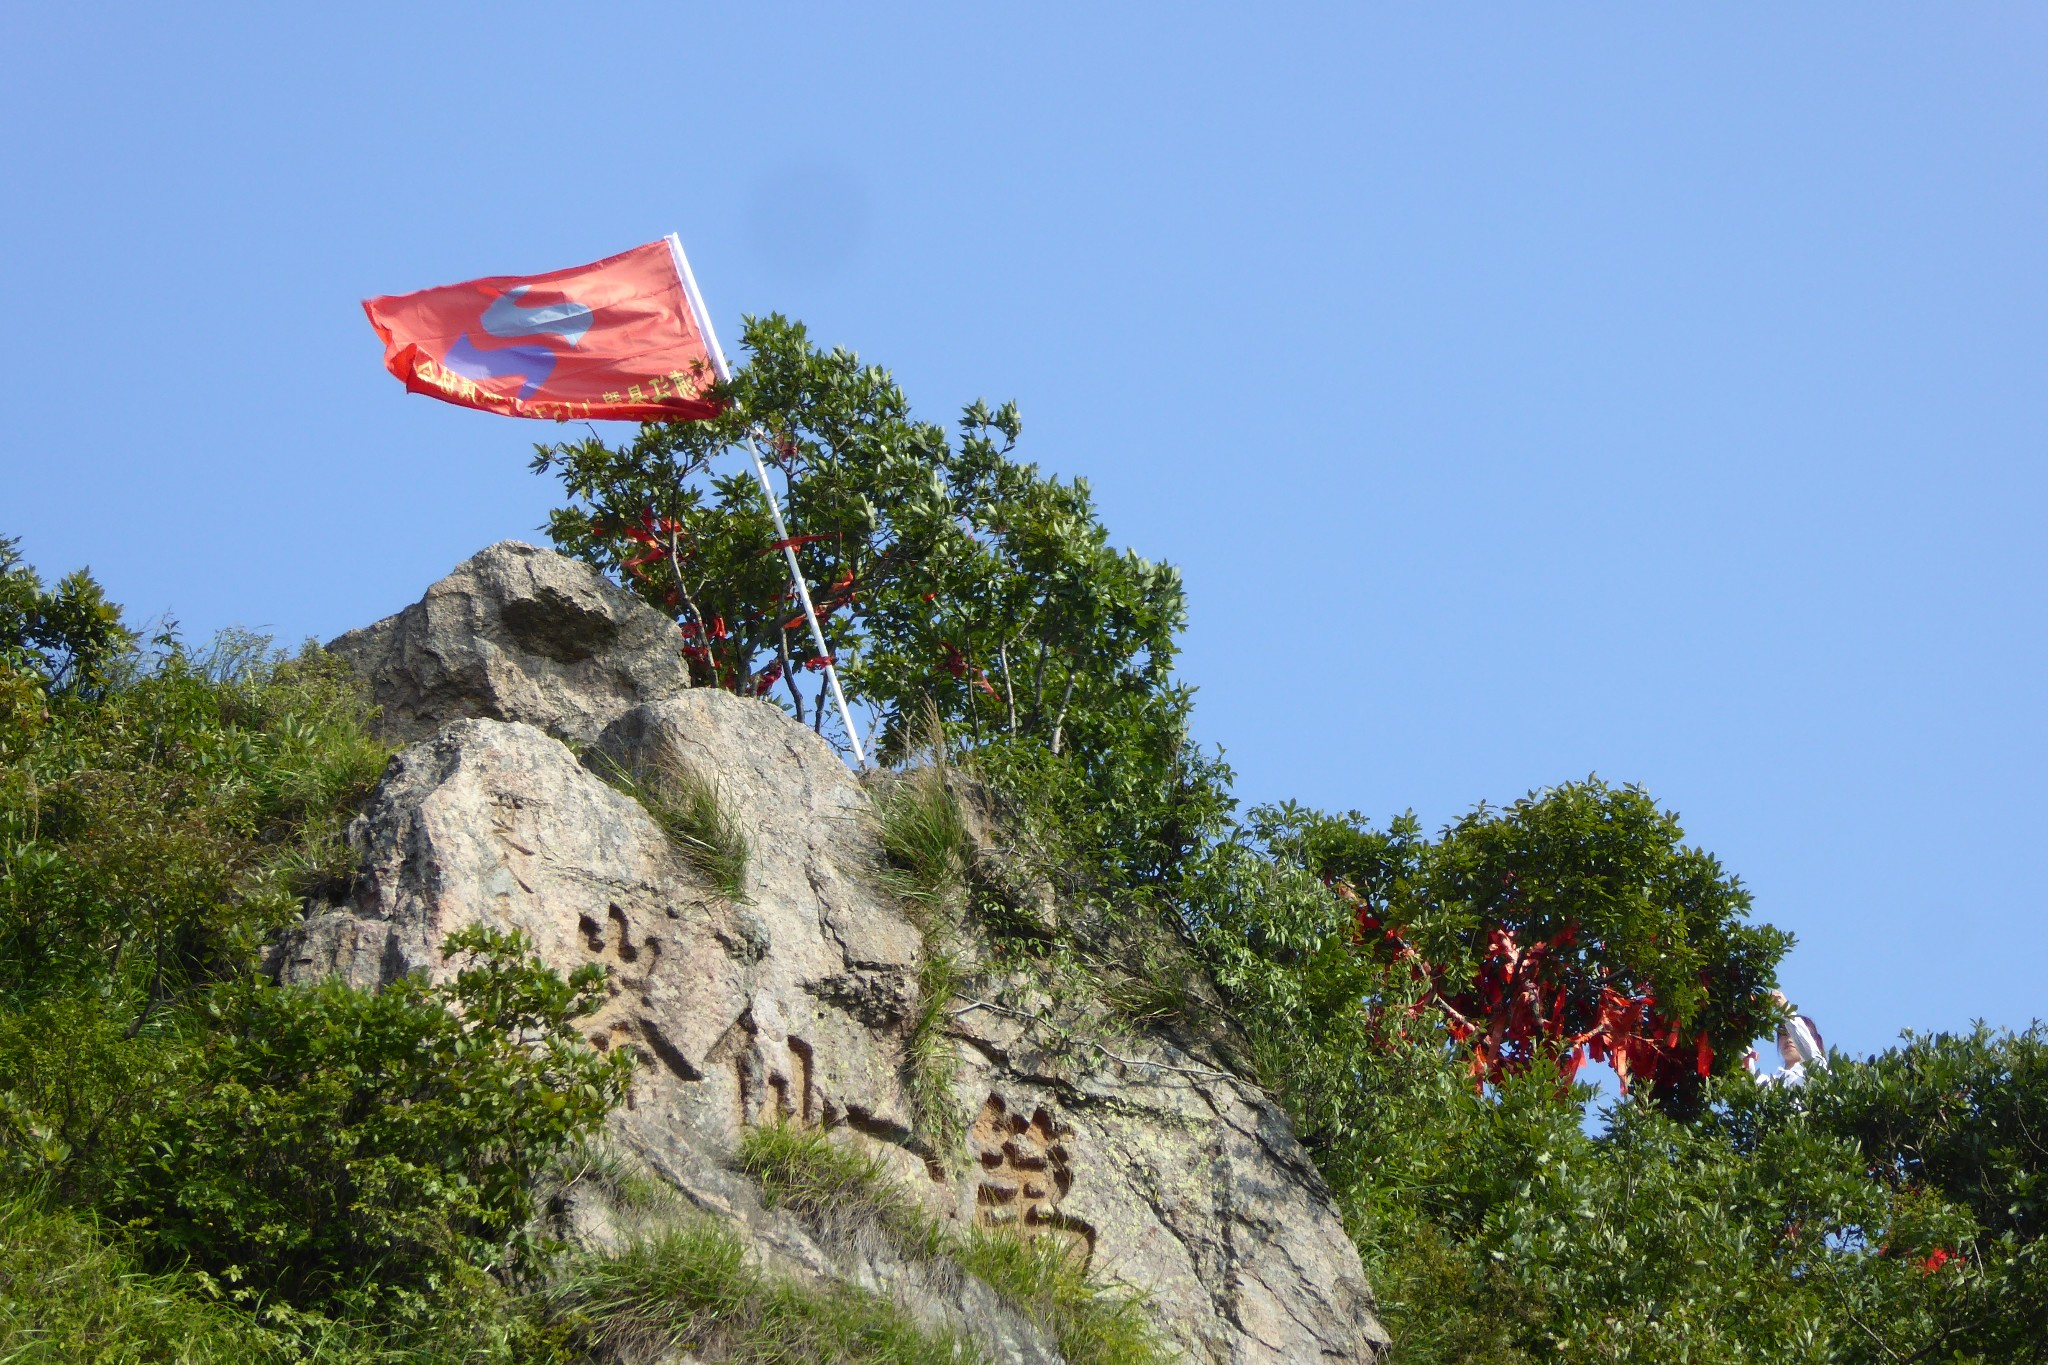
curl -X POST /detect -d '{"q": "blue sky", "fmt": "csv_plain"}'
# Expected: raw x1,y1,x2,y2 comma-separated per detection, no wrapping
3,5,2042,1065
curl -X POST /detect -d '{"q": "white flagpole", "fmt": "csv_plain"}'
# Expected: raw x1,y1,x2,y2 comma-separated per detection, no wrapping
665,234,867,767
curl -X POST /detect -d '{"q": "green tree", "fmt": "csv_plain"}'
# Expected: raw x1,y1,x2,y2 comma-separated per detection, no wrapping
1180,782,1829,1359
532,314,1184,752
1786,1025,2048,1361
533,314,1223,892
1199,782,1787,1122
0,535,132,748
1191,807,2047,1363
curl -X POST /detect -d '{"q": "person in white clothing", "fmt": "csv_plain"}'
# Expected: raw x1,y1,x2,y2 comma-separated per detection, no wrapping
1749,989,1826,1088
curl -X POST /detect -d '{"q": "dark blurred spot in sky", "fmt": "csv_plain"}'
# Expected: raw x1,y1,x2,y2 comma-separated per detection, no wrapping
746,161,870,288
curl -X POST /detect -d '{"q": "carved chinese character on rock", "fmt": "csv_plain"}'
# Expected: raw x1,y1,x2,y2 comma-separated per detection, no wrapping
970,1094,1092,1262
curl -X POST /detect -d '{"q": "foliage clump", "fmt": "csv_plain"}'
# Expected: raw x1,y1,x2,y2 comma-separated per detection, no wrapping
0,1196,284,1364
1191,785,2048,1361
0,533,131,706
15,928,628,1317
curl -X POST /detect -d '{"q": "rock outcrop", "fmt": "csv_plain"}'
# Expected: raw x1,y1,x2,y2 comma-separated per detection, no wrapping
329,540,692,746
285,544,1388,1364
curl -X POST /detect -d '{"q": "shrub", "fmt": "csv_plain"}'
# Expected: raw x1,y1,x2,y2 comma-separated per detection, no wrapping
0,547,643,1349
0,633,388,1010
5,929,632,1319
1789,1025,2048,1361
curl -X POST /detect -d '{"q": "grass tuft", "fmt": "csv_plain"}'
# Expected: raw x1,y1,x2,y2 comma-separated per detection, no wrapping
734,1122,1171,1365
538,1137,680,1221
595,750,750,902
873,770,974,914
872,706,975,916
737,1123,945,1261
0,1185,989,1365
0,1197,282,1364
904,946,966,1149
544,1219,974,1365
738,1122,902,1220
869,715,978,1152
955,1227,1166,1365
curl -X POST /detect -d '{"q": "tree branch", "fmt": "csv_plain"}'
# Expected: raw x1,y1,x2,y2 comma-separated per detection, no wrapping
1049,664,1077,755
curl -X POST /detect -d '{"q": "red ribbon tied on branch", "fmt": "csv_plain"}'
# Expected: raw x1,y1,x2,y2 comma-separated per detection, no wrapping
1337,883,1717,1093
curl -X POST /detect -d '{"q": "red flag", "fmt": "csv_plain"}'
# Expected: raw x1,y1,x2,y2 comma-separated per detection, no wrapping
363,240,722,422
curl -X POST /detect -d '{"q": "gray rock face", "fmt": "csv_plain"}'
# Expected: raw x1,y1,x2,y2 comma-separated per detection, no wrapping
328,541,691,746
286,545,1387,1364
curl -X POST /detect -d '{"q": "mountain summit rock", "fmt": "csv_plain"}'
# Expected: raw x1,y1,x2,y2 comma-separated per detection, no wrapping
284,542,1388,1364
329,540,693,746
